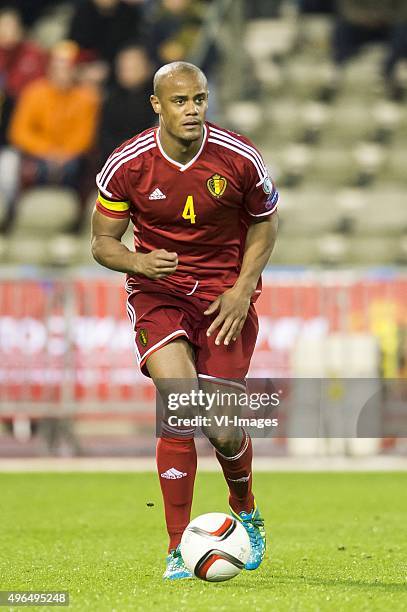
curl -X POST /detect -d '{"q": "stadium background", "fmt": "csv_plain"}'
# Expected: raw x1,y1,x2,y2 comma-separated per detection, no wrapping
0,0,406,462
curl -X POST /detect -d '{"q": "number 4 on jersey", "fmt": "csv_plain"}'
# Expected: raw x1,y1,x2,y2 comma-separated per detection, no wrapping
182,195,196,224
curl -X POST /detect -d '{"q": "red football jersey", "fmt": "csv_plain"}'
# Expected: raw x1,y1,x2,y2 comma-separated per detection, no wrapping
96,121,278,301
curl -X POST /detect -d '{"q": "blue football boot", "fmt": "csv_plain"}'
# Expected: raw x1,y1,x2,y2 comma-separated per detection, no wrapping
231,501,266,570
163,544,193,580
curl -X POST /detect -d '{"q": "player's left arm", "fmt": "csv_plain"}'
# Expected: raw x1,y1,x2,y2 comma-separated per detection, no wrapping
205,150,279,346
205,212,278,346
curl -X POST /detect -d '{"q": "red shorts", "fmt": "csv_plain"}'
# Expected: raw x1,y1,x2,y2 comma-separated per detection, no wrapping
125,286,258,386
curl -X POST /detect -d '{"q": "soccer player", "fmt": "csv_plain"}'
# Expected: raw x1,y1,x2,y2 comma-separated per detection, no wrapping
91,62,279,580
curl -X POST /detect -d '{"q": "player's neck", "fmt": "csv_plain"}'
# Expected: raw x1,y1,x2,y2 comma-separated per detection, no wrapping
158,126,204,165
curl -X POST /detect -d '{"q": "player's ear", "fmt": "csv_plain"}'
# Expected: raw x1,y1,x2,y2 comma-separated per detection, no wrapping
150,94,161,115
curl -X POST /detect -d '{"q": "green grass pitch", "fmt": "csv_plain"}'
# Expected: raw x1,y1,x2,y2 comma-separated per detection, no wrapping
0,472,406,611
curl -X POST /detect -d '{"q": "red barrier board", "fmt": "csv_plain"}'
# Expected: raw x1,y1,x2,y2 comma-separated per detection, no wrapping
1,272,406,405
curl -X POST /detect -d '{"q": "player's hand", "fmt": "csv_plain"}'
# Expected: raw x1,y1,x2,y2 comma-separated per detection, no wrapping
204,287,251,346
135,249,178,279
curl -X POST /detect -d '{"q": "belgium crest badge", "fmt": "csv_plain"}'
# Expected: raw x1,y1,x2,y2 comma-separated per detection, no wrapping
207,174,227,198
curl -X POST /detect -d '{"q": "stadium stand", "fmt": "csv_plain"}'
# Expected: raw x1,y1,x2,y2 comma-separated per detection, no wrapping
0,0,405,263
0,0,406,456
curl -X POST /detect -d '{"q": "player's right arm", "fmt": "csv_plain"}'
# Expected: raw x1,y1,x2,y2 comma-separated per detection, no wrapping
93,147,177,278
91,208,178,279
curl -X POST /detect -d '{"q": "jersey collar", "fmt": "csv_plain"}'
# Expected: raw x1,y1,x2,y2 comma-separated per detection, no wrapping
155,124,208,172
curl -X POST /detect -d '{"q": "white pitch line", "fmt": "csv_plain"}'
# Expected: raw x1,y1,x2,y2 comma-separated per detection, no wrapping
0,456,406,472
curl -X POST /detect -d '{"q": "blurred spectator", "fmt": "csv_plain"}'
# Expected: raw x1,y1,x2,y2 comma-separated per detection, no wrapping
298,0,335,14
0,7,47,145
247,0,286,19
331,0,407,97
147,0,206,67
0,41,99,232
68,0,146,83
6,0,68,28
99,45,156,162
332,0,399,67
385,21,407,97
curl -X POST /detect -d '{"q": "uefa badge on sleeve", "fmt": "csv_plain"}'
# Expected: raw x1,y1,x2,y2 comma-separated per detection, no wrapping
262,176,274,195
263,176,278,210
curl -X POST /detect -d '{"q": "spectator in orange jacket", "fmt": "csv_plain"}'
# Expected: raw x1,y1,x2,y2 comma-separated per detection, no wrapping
1,40,100,233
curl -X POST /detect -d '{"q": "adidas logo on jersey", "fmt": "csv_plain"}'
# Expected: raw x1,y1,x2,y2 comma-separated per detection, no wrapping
149,188,166,200
161,467,187,479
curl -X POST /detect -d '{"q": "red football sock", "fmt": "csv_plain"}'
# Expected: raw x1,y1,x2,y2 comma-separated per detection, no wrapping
215,431,254,515
156,434,197,552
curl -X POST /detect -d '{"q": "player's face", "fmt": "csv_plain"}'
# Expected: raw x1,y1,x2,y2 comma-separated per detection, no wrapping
151,73,208,142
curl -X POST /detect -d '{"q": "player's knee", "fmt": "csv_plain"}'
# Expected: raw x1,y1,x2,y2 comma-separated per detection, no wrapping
203,429,242,456
159,390,197,423
160,418,196,440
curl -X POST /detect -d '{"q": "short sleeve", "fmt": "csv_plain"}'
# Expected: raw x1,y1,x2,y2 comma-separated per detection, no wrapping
95,151,130,219
243,158,279,219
